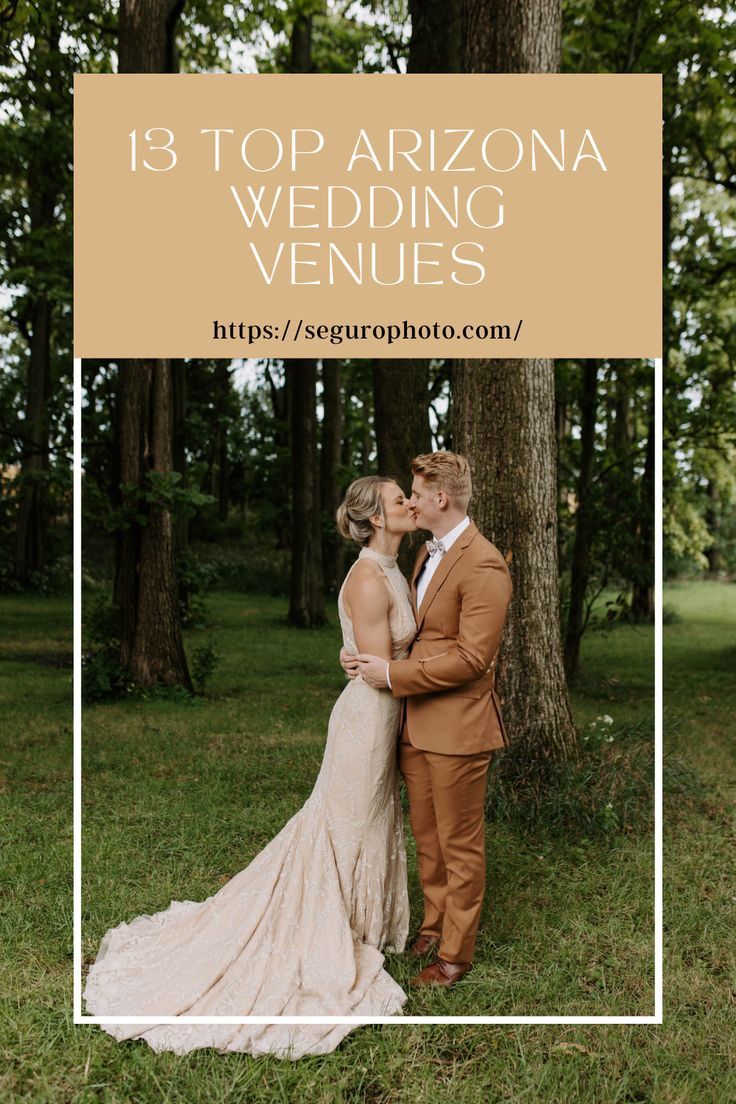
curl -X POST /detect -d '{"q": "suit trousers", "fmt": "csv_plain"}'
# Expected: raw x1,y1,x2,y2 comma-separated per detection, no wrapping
398,725,493,964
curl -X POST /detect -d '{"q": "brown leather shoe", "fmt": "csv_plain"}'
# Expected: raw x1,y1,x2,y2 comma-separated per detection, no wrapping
409,957,471,988
409,933,441,957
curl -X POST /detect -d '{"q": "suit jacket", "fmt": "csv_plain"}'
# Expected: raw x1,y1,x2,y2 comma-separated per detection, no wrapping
388,521,512,755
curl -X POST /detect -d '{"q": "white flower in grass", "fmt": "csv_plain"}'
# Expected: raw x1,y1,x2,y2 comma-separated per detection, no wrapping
602,715,614,725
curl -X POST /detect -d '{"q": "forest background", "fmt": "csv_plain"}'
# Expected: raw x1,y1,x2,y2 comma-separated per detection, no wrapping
0,2,734,1102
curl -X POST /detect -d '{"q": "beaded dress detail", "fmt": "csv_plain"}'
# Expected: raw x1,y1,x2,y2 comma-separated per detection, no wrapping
83,547,417,1058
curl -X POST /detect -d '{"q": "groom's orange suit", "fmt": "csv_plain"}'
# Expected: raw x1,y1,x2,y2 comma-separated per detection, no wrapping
387,521,512,964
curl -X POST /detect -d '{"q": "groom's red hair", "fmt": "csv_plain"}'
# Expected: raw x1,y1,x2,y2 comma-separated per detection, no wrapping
411,452,472,511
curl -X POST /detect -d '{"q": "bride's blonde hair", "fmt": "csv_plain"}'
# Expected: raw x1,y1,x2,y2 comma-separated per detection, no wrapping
336,476,396,548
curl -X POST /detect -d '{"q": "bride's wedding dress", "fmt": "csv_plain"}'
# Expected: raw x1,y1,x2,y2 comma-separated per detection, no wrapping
83,547,416,1058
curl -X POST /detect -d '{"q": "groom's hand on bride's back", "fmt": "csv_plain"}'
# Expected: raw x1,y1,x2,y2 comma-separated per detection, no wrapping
339,647,360,679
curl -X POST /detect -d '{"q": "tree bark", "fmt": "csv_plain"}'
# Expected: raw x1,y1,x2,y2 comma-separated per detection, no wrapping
563,361,599,679
113,1,192,688
263,362,291,550
15,20,64,578
287,361,326,627
631,400,654,620
15,294,51,576
454,363,577,759
213,362,230,523
704,481,725,574
611,363,633,463
462,0,560,72
455,0,577,759
373,362,432,485
289,10,314,73
171,361,189,614
118,0,185,73
320,360,344,594
408,0,461,72
282,7,324,622
373,361,432,574
114,363,192,689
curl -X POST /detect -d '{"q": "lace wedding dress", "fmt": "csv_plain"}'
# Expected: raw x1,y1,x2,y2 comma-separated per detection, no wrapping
83,547,416,1058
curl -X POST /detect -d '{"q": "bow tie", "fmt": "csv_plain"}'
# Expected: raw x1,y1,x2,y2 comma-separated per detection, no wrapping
426,537,446,557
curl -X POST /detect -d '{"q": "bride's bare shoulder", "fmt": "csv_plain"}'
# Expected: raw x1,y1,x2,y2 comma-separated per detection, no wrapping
343,560,390,617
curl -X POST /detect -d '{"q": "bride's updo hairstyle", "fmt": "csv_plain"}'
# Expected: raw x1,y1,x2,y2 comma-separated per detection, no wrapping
336,476,395,547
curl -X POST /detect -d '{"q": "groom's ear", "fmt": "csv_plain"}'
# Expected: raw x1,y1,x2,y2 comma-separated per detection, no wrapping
437,490,448,509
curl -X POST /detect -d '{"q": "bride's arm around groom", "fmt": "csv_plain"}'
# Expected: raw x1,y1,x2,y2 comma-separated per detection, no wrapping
357,519,512,755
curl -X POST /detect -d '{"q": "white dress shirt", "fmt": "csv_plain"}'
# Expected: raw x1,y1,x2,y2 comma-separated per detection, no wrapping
386,516,470,689
415,515,471,607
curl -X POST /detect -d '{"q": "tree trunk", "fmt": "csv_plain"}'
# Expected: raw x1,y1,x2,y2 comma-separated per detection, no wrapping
373,360,433,574
456,0,577,759
662,153,673,375
171,361,189,614
118,0,185,73
611,363,633,463
114,363,193,689
630,400,654,620
289,10,314,73
213,362,230,523
287,361,326,627
563,361,599,679
373,362,432,483
113,1,191,688
320,360,344,594
454,364,577,759
704,481,725,574
15,295,51,576
282,6,323,621
15,21,64,579
263,362,291,551
462,0,560,72
408,0,461,72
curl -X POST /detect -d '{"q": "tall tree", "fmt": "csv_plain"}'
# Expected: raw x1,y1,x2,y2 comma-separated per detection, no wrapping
454,364,576,759
373,361,432,573
281,6,324,624
630,401,655,619
170,359,192,617
12,17,67,578
463,0,560,71
320,360,344,594
373,362,432,484
212,362,231,522
408,0,461,72
455,0,578,760
113,0,192,688
114,363,193,690
118,0,185,73
287,361,326,627
563,361,599,678
366,3,447,574
15,335,50,576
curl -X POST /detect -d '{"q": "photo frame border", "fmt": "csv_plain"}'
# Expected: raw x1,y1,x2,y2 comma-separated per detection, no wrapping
72,357,663,1026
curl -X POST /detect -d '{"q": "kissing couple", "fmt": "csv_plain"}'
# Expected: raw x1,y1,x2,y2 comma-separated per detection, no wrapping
83,450,513,1059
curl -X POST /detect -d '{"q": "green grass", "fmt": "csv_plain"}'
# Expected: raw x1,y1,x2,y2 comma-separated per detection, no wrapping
1,583,733,1101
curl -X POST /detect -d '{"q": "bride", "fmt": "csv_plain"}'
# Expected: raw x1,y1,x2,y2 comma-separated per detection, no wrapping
83,475,418,1059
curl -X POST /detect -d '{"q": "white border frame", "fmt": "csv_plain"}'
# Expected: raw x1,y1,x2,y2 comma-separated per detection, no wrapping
73,356,663,1026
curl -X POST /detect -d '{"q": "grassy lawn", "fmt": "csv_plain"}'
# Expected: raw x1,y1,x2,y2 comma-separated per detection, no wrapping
0,582,732,1101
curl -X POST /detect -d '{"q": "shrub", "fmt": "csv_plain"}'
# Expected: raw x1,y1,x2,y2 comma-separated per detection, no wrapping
190,637,221,693
485,714,703,838
81,594,131,703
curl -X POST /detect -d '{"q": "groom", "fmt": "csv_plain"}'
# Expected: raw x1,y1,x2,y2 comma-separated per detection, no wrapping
342,451,512,988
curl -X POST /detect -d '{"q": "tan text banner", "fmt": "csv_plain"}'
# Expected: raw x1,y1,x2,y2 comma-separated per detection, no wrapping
74,74,661,358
